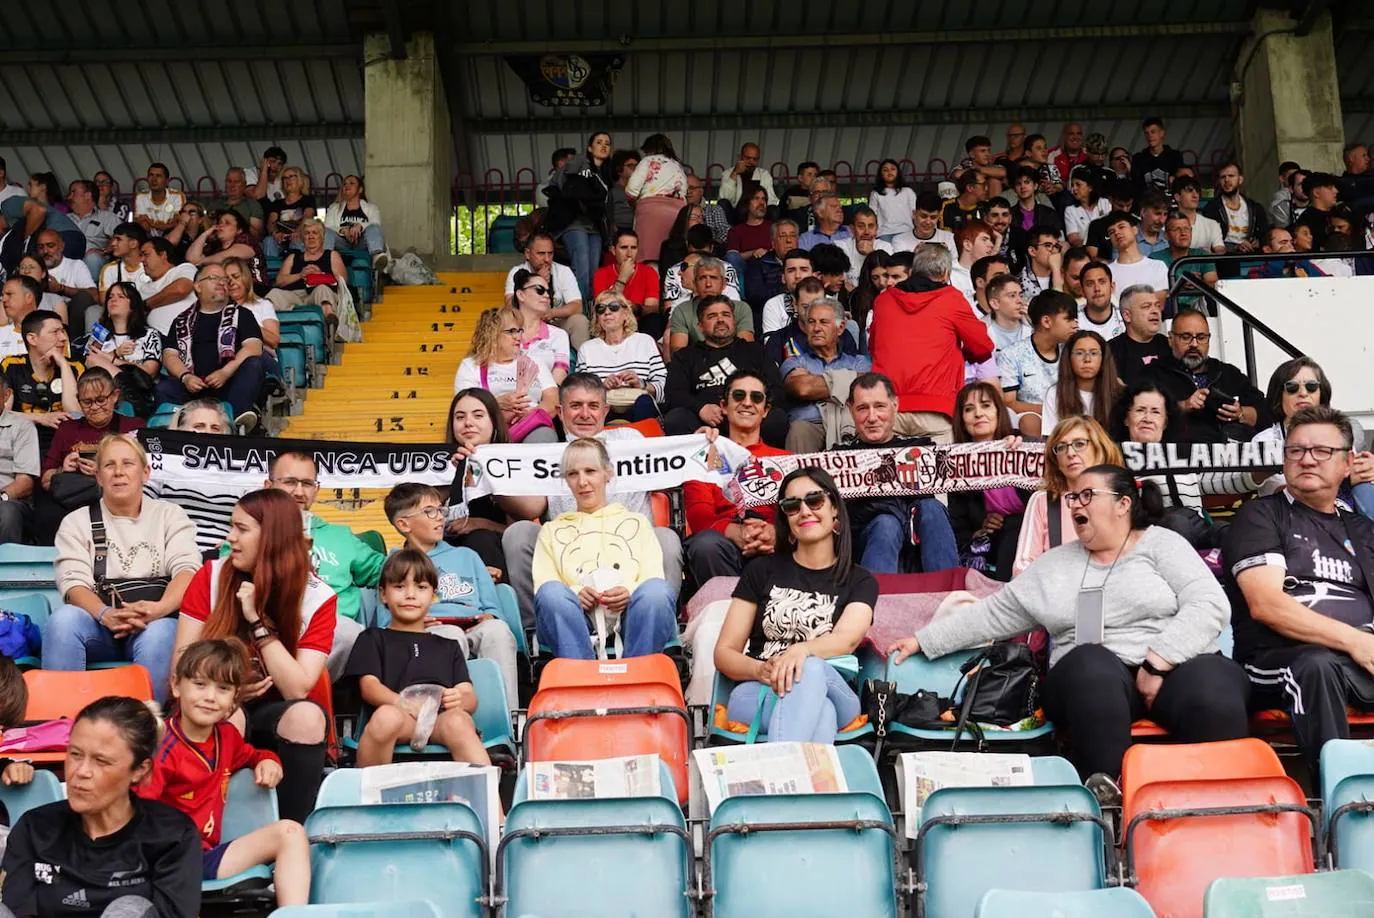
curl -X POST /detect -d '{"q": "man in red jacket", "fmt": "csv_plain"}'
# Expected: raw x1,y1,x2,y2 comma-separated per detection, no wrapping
870,243,995,443
682,368,790,595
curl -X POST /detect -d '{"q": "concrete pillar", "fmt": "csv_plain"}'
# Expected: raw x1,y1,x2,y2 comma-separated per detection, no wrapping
1234,10,1345,200
364,32,452,260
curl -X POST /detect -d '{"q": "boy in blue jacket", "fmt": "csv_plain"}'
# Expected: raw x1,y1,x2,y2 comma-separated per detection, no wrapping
385,483,518,706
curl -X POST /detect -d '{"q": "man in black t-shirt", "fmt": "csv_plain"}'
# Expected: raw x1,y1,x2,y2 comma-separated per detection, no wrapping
1224,406,1374,771
1108,285,1171,386
1130,116,1186,196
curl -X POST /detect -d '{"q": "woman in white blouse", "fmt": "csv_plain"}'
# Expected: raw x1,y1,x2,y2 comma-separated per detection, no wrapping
625,134,688,263
575,289,668,423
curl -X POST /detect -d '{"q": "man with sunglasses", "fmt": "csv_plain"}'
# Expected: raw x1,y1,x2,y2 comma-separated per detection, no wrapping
1225,406,1374,776
263,450,385,679
664,294,787,447
1141,307,1268,442
838,372,958,574
682,369,790,596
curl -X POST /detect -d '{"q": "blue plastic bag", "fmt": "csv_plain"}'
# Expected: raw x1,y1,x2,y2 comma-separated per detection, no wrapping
0,610,41,660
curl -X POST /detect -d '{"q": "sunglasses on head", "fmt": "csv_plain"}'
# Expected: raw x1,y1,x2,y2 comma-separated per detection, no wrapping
1284,380,1321,395
595,301,623,314
779,490,829,516
729,389,765,405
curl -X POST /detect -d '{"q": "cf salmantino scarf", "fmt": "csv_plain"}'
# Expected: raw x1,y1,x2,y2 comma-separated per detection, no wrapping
173,303,239,375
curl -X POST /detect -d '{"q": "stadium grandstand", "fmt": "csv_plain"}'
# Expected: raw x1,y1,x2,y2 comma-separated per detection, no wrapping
5,1,1374,916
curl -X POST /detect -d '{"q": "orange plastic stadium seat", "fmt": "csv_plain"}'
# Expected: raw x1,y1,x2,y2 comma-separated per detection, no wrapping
651,491,672,529
525,654,690,804
1129,719,1169,738
1121,737,1285,816
628,418,665,438
1125,775,1315,918
17,667,155,764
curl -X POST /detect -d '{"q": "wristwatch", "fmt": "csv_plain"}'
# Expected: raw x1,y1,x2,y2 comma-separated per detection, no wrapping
1140,658,1172,679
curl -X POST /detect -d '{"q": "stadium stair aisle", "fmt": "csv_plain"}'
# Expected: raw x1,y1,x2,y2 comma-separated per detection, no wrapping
284,271,503,548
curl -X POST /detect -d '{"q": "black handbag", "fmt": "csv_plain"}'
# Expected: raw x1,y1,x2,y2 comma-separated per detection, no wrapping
91,501,170,607
47,472,100,511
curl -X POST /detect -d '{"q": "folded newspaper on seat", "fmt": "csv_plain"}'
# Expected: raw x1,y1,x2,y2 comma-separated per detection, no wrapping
693,742,847,814
897,752,1033,838
525,754,663,800
359,762,501,861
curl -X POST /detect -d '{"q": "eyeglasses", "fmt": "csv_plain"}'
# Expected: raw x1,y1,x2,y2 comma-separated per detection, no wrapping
1172,332,1211,344
595,302,623,315
271,476,319,490
728,389,765,405
1284,380,1322,395
77,390,117,409
779,490,829,516
1051,438,1092,456
502,327,523,338
1036,241,1061,251
1284,445,1349,462
1063,487,1123,507
401,506,445,521
522,285,549,297
1070,349,1101,360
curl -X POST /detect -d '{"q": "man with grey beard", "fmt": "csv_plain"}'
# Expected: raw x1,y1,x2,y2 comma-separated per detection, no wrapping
1141,306,1268,442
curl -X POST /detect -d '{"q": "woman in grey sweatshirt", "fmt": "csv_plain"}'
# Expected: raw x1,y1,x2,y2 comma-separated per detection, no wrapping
889,464,1250,779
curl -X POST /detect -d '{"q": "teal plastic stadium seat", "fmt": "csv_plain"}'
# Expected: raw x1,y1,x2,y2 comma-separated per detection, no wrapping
1321,739,1374,869
315,769,364,809
499,762,690,918
708,655,872,744
977,887,1155,918
4,592,51,667
495,583,528,657
0,548,61,610
916,783,1108,918
147,403,179,428
203,769,278,896
305,802,487,918
0,768,64,823
487,215,522,254
1203,869,1374,917
885,649,1055,745
270,902,444,918
706,745,897,918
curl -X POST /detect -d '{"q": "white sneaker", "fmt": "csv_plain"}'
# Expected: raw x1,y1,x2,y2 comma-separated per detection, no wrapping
372,250,392,273
234,410,258,433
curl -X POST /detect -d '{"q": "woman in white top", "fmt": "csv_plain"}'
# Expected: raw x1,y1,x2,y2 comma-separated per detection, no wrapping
625,133,688,262
16,254,67,321
83,282,162,416
576,289,668,423
868,159,918,241
323,174,387,266
454,306,558,443
1041,330,1120,431
511,267,570,384
225,256,281,374
1063,168,1111,247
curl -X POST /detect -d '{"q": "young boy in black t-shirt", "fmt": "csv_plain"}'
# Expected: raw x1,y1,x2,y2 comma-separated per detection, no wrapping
344,549,491,768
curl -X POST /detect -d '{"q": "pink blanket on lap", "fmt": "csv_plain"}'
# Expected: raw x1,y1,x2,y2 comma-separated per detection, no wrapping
684,568,1004,653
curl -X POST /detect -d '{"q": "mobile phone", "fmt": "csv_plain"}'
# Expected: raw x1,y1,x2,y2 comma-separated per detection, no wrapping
1075,588,1105,645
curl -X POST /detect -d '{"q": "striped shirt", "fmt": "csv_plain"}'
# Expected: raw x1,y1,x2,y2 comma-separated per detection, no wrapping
144,480,237,555
574,333,668,400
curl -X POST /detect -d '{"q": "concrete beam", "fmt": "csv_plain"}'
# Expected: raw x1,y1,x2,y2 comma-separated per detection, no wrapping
454,21,1250,55
0,44,361,65
0,123,363,146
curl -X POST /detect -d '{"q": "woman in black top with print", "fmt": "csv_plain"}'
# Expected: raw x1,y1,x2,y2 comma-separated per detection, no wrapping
714,466,878,743
262,166,316,258
1,697,201,918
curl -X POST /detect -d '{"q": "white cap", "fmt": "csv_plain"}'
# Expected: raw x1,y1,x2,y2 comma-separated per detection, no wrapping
937,181,958,200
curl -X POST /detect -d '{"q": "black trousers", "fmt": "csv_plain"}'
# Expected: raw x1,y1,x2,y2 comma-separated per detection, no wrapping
1042,643,1251,780
1243,644,1374,772
663,405,788,448
445,528,508,583
683,530,745,600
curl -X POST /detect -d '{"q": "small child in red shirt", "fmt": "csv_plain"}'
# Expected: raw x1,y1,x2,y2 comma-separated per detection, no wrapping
139,637,310,907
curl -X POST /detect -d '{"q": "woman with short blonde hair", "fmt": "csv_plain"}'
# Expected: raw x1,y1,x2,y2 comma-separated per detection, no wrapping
576,289,667,422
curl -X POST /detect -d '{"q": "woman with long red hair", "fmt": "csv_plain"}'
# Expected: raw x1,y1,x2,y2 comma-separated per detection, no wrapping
173,488,336,822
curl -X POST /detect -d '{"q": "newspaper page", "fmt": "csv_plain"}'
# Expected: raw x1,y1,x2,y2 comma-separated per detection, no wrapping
359,762,501,861
525,754,663,801
897,752,1033,838
692,742,847,814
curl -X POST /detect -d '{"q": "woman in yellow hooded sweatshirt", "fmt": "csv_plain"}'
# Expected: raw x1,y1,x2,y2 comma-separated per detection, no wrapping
532,438,678,658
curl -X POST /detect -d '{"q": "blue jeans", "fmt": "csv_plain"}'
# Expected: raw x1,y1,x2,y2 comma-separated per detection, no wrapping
725,657,860,743
263,229,347,259
858,501,959,574
534,579,678,660
43,604,178,703
1354,483,1374,521
558,227,601,305
155,355,267,417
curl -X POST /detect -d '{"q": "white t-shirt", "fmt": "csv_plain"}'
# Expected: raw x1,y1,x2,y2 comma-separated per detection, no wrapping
1064,199,1112,242
0,325,24,359
1188,214,1225,253
241,298,280,352
519,322,571,377
52,257,95,293
1108,257,1169,300
504,262,582,310
1076,304,1125,341
836,238,894,288
140,263,199,335
134,189,186,228
891,229,958,261
762,294,795,336
986,319,1033,354
949,263,975,308
868,187,919,237
1041,387,1096,431
99,260,146,297
453,356,555,403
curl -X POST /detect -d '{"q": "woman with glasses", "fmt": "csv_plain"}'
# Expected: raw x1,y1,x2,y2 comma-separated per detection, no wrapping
510,267,570,385
94,171,132,222
576,290,668,423
454,306,558,443
890,464,1248,781
262,166,316,258
1013,415,1123,575
950,381,1031,581
1041,330,1120,431
533,438,677,659
714,467,877,743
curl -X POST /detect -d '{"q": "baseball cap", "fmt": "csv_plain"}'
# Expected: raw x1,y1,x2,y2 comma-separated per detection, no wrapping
937,181,958,200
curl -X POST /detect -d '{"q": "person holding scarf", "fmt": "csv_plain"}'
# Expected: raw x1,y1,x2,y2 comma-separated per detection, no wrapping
155,263,266,431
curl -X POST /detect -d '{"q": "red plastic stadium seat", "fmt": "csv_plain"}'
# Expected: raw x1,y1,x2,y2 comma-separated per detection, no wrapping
628,418,664,438
651,491,672,528
1121,737,1285,816
13,667,155,765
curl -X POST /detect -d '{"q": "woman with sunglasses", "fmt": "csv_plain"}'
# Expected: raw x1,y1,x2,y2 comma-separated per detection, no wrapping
1013,415,1123,576
510,267,570,385
714,467,877,743
455,306,558,443
576,290,668,423
890,464,1247,781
